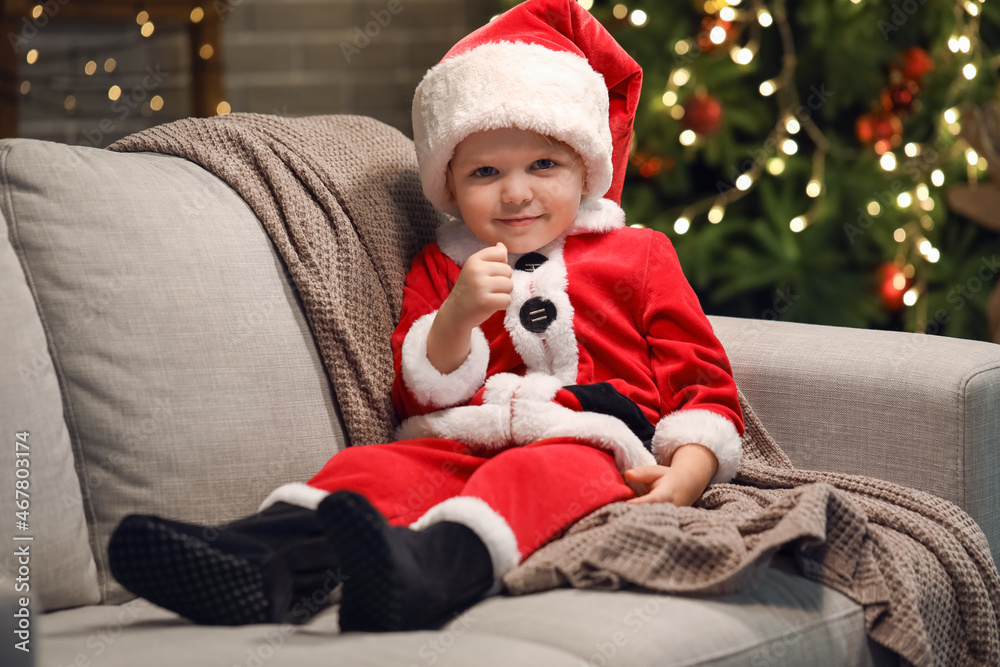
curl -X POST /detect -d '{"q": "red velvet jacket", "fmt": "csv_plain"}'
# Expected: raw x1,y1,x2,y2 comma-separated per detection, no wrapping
390,198,744,483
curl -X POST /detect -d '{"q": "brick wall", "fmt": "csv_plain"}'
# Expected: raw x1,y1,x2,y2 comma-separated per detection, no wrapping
16,0,494,146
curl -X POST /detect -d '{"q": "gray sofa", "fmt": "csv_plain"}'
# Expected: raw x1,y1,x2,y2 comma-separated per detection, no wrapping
2,126,998,667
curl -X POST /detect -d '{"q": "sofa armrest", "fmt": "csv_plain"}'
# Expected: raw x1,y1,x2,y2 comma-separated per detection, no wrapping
709,315,1000,563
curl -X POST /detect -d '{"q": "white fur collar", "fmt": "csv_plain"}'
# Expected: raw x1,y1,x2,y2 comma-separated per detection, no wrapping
436,197,626,267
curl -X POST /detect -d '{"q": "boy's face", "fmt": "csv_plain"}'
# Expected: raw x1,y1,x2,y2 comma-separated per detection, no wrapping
446,128,588,255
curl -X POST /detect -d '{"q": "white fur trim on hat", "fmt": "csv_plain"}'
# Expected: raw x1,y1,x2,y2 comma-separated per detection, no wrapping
652,409,743,485
401,311,490,409
410,496,521,594
413,41,612,217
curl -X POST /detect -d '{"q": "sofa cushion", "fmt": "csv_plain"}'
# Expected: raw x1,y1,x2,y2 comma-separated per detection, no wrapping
0,139,348,605
36,559,897,666
0,193,100,612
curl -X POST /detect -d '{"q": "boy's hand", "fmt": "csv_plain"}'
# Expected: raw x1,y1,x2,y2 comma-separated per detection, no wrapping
441,243,514,329
624,443,719,507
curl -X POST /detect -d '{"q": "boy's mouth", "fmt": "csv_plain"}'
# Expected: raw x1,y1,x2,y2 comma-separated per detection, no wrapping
497,215,542,227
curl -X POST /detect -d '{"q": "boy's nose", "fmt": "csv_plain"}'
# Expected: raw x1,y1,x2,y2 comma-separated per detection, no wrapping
500,175,532,204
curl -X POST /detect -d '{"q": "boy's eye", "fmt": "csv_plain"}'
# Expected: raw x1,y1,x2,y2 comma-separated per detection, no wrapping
534,159,556,170
473,166,498,177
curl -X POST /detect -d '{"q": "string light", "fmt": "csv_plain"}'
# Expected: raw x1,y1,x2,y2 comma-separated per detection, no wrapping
735,174,753,191
867,201,881,216
141,21,155,37
931,169,945,187
766,157,785,175
679,130,697,145
708,204,725,223
108,85,121,101
785,117,800,134
674,216,691,234
780,138,798,155
217,101,232,115
671,69,691,86
903,289,919,307
958,36,971,53
880,152,897,171
759,79,777,96
904,142,919,157
896,192,912,207
26,49,38,65
806,179,822,197
662,91,678,106
789,215,807,232
963,63,977,79
190,7,205,23
731,47,754,65
757,9,773,26
629,9,647,26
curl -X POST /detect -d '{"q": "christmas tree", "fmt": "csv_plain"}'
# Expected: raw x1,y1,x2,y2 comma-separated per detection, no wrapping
500,0,1000,341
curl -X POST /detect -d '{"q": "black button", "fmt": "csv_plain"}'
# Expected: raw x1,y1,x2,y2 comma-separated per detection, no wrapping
519,297,557,333
515,252,548,272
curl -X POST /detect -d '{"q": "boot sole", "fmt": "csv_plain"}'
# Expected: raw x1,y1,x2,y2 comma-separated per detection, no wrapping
317,492,402,632
108,515,272,625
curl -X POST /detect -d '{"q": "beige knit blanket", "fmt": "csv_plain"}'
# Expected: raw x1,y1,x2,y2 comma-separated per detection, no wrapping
110,114,999,667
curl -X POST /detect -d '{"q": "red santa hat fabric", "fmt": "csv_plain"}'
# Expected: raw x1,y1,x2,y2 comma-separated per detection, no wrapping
411,0,643,217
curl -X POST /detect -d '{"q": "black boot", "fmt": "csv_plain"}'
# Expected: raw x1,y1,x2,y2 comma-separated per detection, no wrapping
317,491,494,632
108,502,342,626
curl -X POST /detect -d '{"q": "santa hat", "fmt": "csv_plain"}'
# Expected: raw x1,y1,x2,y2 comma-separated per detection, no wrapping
411,0,643,218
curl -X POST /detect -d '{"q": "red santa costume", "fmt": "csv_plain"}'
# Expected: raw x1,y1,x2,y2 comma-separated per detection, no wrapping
258,0,745,594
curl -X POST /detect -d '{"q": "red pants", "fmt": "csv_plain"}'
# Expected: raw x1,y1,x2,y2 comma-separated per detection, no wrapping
306,438,635,562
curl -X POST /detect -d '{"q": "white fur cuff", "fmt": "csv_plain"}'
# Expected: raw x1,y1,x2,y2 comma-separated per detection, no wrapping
401,312,490,409
652,409,742,485
410,496,521,594
258,482,329,511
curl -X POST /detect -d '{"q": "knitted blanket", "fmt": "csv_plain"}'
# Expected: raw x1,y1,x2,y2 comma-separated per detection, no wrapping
109,114,999,667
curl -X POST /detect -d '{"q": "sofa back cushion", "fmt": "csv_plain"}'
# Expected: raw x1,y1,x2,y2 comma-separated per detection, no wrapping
0,139,348,606
0,196,100,612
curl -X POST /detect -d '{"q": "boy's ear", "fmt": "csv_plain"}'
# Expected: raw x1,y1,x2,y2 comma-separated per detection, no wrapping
444,167,457,203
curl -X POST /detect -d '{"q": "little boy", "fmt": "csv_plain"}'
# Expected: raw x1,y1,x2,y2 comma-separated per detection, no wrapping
108,0,744,634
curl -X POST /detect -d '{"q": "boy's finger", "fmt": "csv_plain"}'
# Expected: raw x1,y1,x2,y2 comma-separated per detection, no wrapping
624,466,660,482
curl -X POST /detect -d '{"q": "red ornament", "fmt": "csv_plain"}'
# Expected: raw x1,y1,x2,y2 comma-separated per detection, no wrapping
881,78,921,114
879,263,911,311
856,111,903,154
900,47,934,83
682,93,725,135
